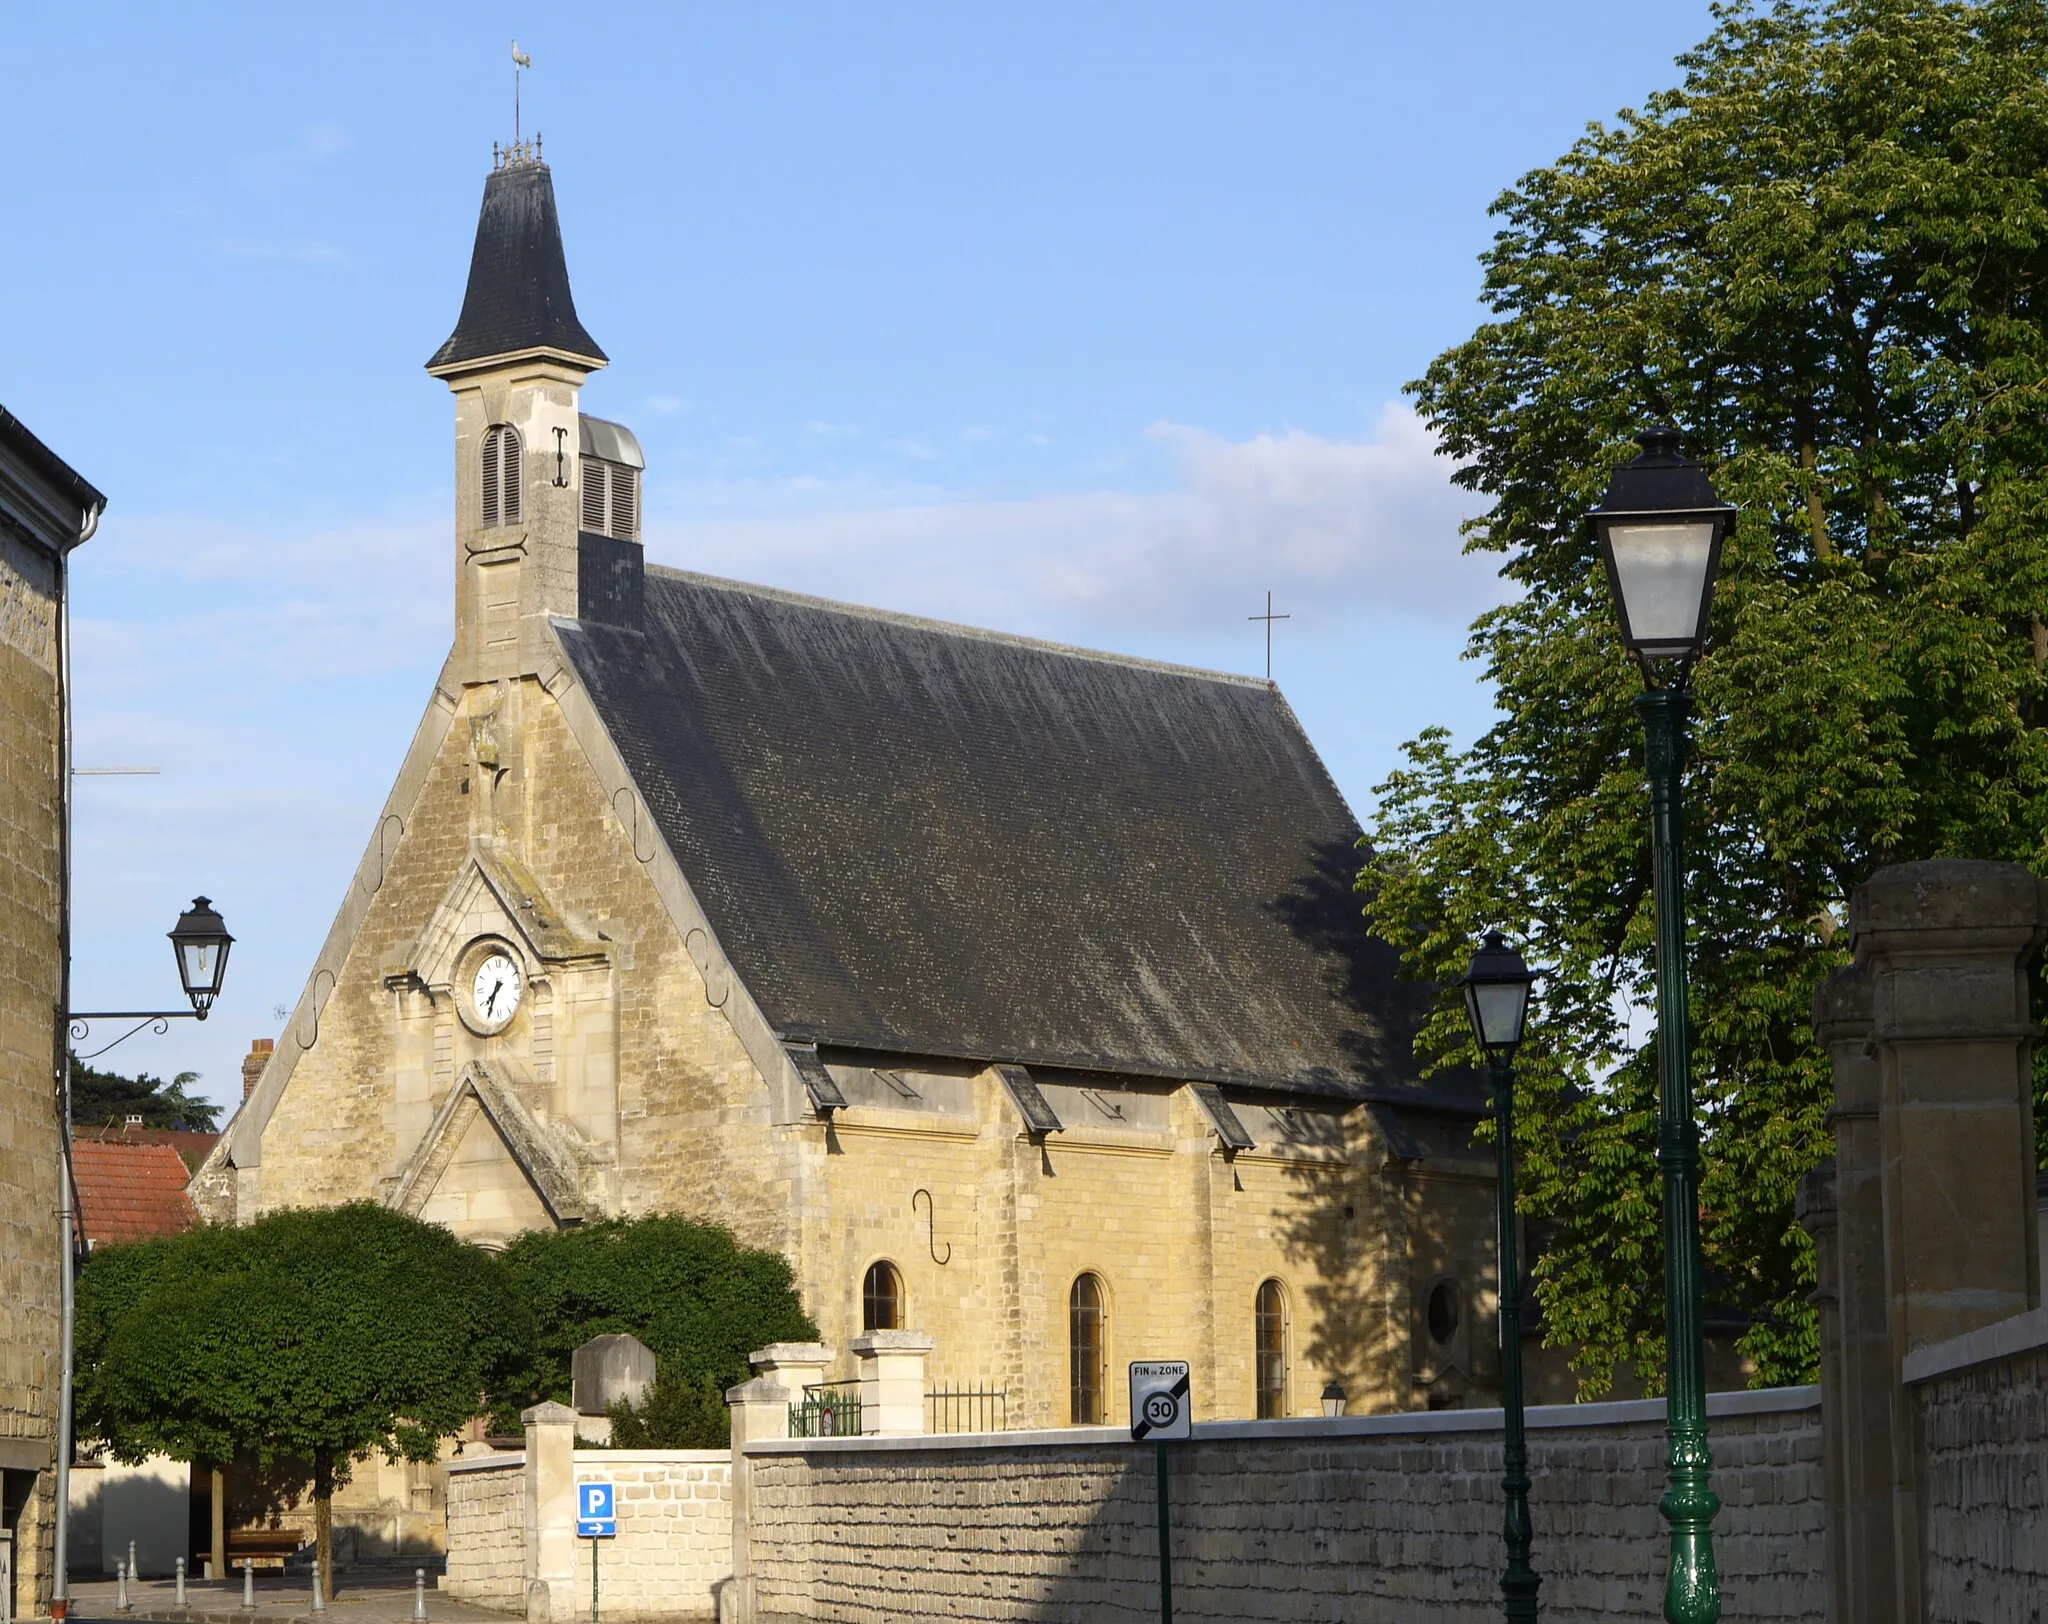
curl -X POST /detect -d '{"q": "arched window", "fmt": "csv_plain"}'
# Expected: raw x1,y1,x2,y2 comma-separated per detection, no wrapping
1255,1278,1289,1419
481,425,523,528
1069,1273,1108,1424
862,1261,903,1332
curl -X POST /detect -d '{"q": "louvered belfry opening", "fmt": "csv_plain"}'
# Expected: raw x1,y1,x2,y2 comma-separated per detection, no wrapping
481,424,522,528
577,414,645,543
579,458,639,540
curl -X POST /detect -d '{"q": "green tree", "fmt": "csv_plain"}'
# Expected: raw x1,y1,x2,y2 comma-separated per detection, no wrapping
1368,0,2048,1396
70,1057,220,1133
492,1215,816,1432
603,1371,733,1449
76,1205,530,1596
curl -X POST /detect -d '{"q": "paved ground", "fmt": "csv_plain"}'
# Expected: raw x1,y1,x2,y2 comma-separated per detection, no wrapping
64,1576,511,1624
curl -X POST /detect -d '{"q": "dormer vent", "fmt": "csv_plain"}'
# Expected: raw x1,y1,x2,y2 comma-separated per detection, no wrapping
578,414,645,542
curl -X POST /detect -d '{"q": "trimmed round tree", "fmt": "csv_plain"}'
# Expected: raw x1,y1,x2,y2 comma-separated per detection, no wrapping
492,1214,816,1442
77,1204,531,1595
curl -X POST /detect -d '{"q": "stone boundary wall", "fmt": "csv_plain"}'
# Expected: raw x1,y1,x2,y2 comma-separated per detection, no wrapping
444,1455,526,1609
1907,1306,2048,1623
742,1387,1823,1623
444,1449,733,1621
570,1451,732,1621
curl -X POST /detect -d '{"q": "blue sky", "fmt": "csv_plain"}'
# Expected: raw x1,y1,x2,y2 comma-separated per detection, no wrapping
4,3,1719,1114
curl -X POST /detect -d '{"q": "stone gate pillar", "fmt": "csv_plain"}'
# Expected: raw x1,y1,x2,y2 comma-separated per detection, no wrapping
1849,859,2048,1624
719,1378,790,1624
521,1401,578,1624
1805,964,1896,1624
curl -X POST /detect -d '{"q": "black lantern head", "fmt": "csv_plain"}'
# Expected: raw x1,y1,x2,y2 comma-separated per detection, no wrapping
1461,929,1535,1055
169,896,233,1018
1586,426,1737,675
1320,1381,1346,1418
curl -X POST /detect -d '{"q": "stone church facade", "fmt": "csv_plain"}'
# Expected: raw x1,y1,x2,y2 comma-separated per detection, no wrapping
194,149,1499,1428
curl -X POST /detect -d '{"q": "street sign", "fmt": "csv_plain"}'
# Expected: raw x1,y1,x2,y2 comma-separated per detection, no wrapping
576,1481,617,1539
1129,1360,1191,1442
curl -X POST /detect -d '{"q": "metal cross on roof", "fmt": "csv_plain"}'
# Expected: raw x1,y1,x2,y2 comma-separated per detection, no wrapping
1249,591,1291,681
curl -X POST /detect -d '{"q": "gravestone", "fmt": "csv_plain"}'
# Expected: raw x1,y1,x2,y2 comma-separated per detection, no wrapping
571,1334,656,1417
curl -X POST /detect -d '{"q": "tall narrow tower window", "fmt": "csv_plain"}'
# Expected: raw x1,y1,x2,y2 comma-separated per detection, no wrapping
1069,1272,1108,1424
1255,1278,1290,1418
481,425,523,528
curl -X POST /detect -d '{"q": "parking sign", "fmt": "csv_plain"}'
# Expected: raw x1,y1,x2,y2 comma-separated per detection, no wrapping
1129,1360,1192,1442
576,1481,617,1538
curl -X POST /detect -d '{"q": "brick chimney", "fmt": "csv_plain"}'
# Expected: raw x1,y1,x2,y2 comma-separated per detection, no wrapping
242,1037,274,1101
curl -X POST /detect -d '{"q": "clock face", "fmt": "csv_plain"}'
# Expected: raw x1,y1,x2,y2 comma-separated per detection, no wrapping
470,952,523,1031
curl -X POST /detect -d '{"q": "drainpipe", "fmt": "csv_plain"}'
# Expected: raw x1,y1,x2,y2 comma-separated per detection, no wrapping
51,494,100,1620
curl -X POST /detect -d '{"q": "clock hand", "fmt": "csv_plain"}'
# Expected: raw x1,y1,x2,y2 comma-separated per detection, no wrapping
484,981,499,1016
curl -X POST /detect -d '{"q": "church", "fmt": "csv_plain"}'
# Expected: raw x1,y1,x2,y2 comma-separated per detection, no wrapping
190,145,1499,1428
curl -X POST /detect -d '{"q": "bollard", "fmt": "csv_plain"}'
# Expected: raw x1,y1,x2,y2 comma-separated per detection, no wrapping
242,1559,255,1610
116,1559,130,1613
311,1560,325,1613
413,1568,427,1621
129,1541,139,1585
176,1556,187,1607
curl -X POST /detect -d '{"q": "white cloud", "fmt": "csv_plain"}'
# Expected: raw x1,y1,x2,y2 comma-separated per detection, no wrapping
645,403,1498,634
72,512,445,684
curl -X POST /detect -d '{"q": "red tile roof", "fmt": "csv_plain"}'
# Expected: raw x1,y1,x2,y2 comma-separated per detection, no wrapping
73,1123,220,1174
71,1139,199,1247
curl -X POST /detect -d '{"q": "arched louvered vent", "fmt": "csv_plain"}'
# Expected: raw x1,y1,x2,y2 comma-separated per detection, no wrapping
481,425,523,528
481,430,500,528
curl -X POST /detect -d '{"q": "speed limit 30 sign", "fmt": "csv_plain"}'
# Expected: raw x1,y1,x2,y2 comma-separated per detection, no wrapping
1129,1360,1191,1441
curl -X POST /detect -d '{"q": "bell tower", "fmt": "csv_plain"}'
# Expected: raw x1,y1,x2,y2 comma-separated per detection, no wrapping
426,143,608,685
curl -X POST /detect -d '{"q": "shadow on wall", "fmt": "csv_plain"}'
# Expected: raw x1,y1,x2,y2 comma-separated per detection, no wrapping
1264,838,1410,1412
67,1458,187,1577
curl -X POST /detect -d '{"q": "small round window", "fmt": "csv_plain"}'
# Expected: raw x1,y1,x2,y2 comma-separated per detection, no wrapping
1426,1279,1461,1346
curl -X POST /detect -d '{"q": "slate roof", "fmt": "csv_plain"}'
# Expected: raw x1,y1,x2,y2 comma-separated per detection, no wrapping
426,160,606,372
555,570,1478,1112
72,1139,199,1248
0,403,106,525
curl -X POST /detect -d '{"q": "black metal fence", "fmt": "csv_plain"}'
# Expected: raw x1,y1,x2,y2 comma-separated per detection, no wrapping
789,1381,863,1438
926,1385,1007,1434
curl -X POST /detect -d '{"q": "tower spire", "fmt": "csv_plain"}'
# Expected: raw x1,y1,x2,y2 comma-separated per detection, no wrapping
425,154,605,376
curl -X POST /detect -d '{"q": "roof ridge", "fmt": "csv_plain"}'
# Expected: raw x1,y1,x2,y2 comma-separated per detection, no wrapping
639,565,1276,690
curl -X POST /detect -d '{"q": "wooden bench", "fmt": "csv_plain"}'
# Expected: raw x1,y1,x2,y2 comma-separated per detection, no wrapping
226,1529,305,1571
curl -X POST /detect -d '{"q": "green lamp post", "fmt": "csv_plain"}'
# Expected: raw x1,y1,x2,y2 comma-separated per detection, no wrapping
1461,930,1540,1623
1587,426,1738,1624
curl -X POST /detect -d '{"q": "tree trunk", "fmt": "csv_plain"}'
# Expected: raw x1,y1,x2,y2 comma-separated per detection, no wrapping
314,1449,335,1601
210,1464,227,1580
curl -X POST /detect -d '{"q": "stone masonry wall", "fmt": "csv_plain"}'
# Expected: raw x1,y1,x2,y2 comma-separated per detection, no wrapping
745,1390,1824,1624
444,1451,733,1621
0,523,67,1616
444,1459,526,1609
1918,1342,2048,1623
569,1452,731,1621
